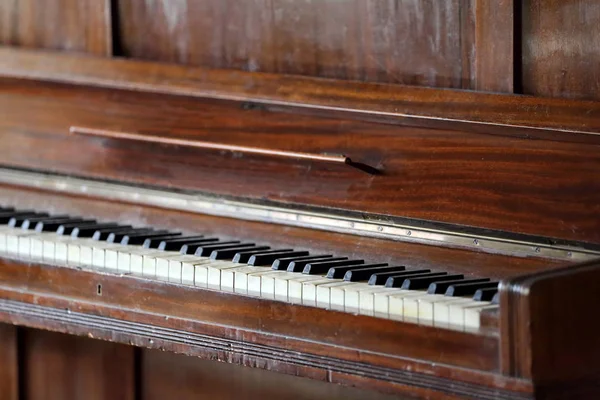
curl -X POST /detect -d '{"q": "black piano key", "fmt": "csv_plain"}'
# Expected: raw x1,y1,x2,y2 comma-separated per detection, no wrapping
0,210,38,223
427,278,490,294
344,265,405,282
194,242,254,257
34,218,86,232
233,249,294,264
401,274,464,290
368,269,431,286
144,235,205,249
214,246,271,261
55,220,99,235
445,281,500,297
4,212,47,226
120,231,180,245
92,226,139,241
303,259,364,275
106,228,155,243
248,250,309,266
161,238,218,252
71,224,131,238
21,215,71,230
492,292,499,305
0,206,15,212
327,263,388,279
384,272,447,288
272,255,333,271
473,287,499,302
287,257,346,273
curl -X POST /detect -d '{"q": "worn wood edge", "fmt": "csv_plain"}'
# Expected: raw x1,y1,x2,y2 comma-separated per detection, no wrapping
0,291,532,399
499,259,600,395
0,47,599,140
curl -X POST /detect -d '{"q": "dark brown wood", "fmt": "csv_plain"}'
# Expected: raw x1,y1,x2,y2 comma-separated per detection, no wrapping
116,0,511,91
20,328,135,400
0,183,559,281
2,78,600,245
463,0,514,93
140,349,400,400
0,324,18,400
521,0,600,100
0,258,534,399
0,0,112,56
1,48,599,139
500,260,600,398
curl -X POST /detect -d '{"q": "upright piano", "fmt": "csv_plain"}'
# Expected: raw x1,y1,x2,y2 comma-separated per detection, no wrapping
1,1,599,399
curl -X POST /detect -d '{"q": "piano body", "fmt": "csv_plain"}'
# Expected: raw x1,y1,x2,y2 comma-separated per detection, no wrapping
1,1,599,399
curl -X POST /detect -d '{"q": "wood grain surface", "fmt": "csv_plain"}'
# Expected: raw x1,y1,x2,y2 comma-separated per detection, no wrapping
521,0,600,100
115,0,513,92
1,78,600,244
0,0,112,56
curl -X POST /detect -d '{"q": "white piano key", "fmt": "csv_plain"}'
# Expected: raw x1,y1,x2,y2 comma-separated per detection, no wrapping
464,304,498,330
388,290,425,322
260,271,289,299
31,233,56,260
54,236,78,264
358,287,399,316
128,248,158,275
221,265,257,293
287,275,324,304
247,270,280,297
92,242,124,269
338,283,377,313
273,272,303,302
167,255,206,284
316,281,347,310
0,226,15,252
433,298,477,328
18,232,38,258
142,251,167,278
448,300,485,328
6,230,37,255
417,295,464,325
206,262,241,290
301,278,332,307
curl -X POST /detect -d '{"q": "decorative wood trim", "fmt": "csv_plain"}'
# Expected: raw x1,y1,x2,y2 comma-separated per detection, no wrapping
0,47,599,140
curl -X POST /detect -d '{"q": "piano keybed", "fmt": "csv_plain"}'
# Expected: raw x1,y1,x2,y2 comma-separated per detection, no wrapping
0,206,499,331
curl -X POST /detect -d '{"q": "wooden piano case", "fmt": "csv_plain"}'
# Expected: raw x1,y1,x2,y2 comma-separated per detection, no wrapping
1,1,600,399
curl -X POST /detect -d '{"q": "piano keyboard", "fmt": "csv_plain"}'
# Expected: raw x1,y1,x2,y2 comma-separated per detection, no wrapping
0,206,499,331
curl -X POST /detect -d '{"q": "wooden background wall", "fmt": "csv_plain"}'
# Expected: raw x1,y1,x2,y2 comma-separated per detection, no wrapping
1,0,599,99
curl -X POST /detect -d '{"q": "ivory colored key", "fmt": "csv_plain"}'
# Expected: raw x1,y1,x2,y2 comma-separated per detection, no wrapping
301,278,332,307
448,300,488,328
67,238,101,265
192,261,239,289
288,275,327,304
339,283,380,313
17,231,40,257
219,265,257,293
30,232,57,260
128,247,160,274
273,272,305,301
388,290,427,321
260,270,290,299
316,281,349,310
359,287,401,316
415,294,460,325
247,270,281,297
93,242,124,269
167,255,208,284
52,235,81,263
433,298,476,328
142,251,170,278
464,304,498,330
6,230,38,255
154,253,189,282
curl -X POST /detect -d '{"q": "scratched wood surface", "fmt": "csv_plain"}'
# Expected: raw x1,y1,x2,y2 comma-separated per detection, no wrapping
521,0,600,100
0,0,112,55
115,0,513,92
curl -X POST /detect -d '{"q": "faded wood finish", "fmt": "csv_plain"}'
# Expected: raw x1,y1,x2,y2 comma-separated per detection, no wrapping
500,260,600,399
141,349,399,400
0,0,112,56
1,79,600,245
521,0,600,100
115,0,513,92
2,48,598,141
0,324,18,400
0,258,535,399
20,328,135,400
0,185,558,280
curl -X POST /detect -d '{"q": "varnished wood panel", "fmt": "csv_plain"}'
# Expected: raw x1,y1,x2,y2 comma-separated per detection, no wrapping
21,328,135,400
1,79,600,244
0,0,112,55
2,49,594,140
522,0,600,100
116,0,513,91
141,349,399,400
0,324,18,400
